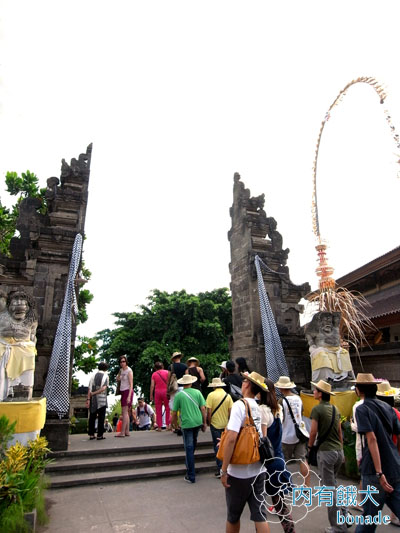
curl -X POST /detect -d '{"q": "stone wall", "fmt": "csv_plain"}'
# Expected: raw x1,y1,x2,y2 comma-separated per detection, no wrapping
0,145,92,448
228,173,311,385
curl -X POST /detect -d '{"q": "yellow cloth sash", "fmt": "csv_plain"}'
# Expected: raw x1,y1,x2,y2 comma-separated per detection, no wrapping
0,337,36,380
310,345,353,374
0,397,46,433
300,390,357,419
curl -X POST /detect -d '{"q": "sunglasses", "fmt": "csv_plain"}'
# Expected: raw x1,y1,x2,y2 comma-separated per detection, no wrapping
120,360,127,363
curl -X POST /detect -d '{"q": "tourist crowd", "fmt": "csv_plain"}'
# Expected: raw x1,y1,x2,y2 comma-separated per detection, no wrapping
86,355,400,533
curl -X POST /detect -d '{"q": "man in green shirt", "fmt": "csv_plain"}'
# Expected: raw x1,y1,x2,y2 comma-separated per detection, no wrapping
309,380,346,533
171,373,207,483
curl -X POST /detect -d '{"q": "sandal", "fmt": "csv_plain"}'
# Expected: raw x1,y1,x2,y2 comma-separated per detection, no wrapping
97,436,106,440
114,435,125,438
89,436,95,440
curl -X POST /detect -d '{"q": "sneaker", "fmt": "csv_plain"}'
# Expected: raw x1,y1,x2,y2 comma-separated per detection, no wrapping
184,475,195,484
214,471,221,478
268,506,277,514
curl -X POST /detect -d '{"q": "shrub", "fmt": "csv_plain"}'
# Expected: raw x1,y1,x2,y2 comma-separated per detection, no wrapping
0,416,52,532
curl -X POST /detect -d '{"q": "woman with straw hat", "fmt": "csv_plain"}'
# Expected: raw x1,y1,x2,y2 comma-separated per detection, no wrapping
220,371,270,533
185,356,206,391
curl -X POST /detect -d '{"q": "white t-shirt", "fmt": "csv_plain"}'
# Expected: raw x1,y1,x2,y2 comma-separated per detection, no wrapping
281,395,303,444
226,398,266,479
260,404,283,429
137,403,154,427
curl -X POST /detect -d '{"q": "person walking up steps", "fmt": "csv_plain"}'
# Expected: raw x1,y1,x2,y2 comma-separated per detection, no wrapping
171,374,207,484
206,377,233,478
276,375,310,486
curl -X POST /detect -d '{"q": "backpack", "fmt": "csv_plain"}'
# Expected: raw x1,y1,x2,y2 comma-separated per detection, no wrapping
228,382,243,401
137,404,149,416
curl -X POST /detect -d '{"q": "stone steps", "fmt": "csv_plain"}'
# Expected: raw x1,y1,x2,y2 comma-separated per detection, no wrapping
47,448,215,475
48,461,217,488
46,436,217,488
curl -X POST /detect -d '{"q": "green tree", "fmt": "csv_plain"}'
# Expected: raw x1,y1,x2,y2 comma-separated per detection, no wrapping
0,171,46,256
97,288,232,398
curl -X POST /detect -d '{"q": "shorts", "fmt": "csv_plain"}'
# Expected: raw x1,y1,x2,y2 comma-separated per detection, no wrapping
121,389,132,408
282,441,307,461
225,474,267,524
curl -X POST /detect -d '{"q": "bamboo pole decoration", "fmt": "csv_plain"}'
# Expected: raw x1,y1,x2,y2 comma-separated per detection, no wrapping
308,77,399,348
312,76,400,240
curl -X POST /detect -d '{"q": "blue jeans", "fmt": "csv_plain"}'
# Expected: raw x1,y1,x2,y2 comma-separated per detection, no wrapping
182,426,200,482
355,475,400,532
210,424,223,469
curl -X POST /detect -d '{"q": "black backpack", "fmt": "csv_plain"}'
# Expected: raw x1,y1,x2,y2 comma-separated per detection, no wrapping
227,382,243,401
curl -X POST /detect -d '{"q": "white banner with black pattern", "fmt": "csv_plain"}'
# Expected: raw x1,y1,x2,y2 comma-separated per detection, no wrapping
254,255,289,383
42,233,82,418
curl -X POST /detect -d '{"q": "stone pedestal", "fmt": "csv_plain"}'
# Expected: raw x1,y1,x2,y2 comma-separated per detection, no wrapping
0,397,46,446
41,418,70,451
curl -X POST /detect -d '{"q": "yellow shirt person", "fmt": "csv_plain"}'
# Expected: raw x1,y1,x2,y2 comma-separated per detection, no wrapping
206,377,234,476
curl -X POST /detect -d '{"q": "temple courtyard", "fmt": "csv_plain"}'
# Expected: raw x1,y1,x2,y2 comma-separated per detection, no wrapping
38,432,394,533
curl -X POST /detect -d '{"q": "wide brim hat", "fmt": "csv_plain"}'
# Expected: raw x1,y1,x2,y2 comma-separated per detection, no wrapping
350,373,381,385
275,376,296,389
171,351,182,361
219,361,227,370
311,380,336,396
208,377,226,388
377,381,399,397
177,374,197,385
241,371,268,392
186,357,199,364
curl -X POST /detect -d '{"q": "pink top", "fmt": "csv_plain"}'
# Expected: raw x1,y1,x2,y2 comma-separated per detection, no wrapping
151,369,169,394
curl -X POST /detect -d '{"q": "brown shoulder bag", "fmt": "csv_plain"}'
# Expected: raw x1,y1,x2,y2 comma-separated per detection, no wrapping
217,398,260,465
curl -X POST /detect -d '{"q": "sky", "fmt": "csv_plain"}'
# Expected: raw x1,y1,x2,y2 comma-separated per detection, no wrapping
1,1,399,353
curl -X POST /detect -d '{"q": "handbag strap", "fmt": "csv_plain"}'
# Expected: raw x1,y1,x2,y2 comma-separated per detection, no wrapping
316,405,336,448
182,390,200,409
240,398,256,427
211,393,228,417
157,371,167,384
283,397,300,428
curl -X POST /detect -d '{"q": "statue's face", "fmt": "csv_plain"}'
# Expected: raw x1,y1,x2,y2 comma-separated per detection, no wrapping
9,297,29,321
321,315,333,333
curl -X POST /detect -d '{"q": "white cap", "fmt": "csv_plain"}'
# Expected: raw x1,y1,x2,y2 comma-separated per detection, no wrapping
219,361,227,370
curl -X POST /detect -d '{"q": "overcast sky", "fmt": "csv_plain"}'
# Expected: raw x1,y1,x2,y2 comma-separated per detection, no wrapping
1,1,399,346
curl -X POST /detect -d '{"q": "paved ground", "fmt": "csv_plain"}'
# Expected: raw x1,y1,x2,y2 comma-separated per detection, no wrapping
38,433,397,532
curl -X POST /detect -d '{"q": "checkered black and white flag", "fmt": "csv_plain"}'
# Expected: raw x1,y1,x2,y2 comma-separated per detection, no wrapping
42,233,83,418
254,255,289,383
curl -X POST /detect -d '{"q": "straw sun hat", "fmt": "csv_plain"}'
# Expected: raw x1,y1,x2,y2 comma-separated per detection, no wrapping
177,374,197,385
311,380,336,396
275,376,296,389
377,381,399,397
241,371,268,391
350,373,381,384
171,351,182,361
208,378,226,388
186,357,199,364
219,361,227,370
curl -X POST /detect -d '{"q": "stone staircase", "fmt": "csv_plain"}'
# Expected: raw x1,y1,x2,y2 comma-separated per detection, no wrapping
46,436,216,489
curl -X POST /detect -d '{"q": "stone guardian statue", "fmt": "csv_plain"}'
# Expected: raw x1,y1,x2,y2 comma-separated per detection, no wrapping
305,311,354,383
0,289,38,401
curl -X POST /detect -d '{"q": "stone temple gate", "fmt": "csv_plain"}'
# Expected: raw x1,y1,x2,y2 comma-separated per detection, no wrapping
0,145,92,449
228,173,311,385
